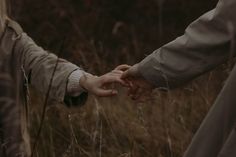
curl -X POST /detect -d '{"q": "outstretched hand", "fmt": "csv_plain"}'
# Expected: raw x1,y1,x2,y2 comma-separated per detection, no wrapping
79,70,127,97
115,64,154,100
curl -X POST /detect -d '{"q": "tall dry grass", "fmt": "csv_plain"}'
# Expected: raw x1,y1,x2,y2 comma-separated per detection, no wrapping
28,65,228,157
11,0,227,156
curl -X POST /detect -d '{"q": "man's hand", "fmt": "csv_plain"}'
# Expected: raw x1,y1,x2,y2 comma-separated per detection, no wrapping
79,70,127,97
115,64,154,101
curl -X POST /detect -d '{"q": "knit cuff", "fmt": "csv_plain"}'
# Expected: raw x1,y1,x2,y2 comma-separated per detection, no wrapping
67,69,87,96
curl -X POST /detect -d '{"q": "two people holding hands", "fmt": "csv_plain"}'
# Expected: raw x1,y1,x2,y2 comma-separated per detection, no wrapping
2,0,236,156
79,0,236,156
76,64,153,100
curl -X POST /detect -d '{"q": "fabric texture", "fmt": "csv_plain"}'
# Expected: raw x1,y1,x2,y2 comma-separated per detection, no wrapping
67,69,87,96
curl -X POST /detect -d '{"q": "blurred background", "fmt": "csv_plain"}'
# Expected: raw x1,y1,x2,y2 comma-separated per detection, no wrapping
11,0,229,157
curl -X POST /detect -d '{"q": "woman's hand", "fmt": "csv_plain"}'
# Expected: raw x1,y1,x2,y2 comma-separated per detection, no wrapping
115,64,154,100
79,70,127,97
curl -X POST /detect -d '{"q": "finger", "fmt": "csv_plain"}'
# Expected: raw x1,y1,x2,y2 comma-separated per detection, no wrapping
109,71,131,86
95,88,118,97
107,74,130,87
132,87,144,100
115,64,131,71
125,79,133,88
111,69,124,75
128,84,139,97
102,75,129,87
121,64,140,79
121,69,131,79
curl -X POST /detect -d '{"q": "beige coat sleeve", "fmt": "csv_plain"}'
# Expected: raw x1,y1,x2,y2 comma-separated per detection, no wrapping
138,0,236,89
14,32,87,105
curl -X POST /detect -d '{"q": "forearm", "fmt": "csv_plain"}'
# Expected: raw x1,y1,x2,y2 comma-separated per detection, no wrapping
138,0,236,89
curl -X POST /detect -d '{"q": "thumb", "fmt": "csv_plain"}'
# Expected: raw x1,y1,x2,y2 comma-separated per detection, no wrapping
121,64,140,79
121,69,131,79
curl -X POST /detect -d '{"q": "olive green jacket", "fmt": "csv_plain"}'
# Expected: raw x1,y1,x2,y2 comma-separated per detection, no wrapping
0,20,87,157
138,0,235,89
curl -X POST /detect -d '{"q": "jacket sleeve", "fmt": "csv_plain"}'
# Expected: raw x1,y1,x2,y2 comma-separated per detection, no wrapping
138,0,236,89
14,32,87,106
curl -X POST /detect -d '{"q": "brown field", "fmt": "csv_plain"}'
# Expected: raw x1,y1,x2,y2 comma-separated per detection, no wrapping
11,0,228,156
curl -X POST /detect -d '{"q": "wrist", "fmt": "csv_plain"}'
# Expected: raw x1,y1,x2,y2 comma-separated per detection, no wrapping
79,74,88,91
79,73,96,91
67,70,89,96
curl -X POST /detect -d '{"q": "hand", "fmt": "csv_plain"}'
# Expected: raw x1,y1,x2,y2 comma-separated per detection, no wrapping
79,70,127,97
116,64,154,101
